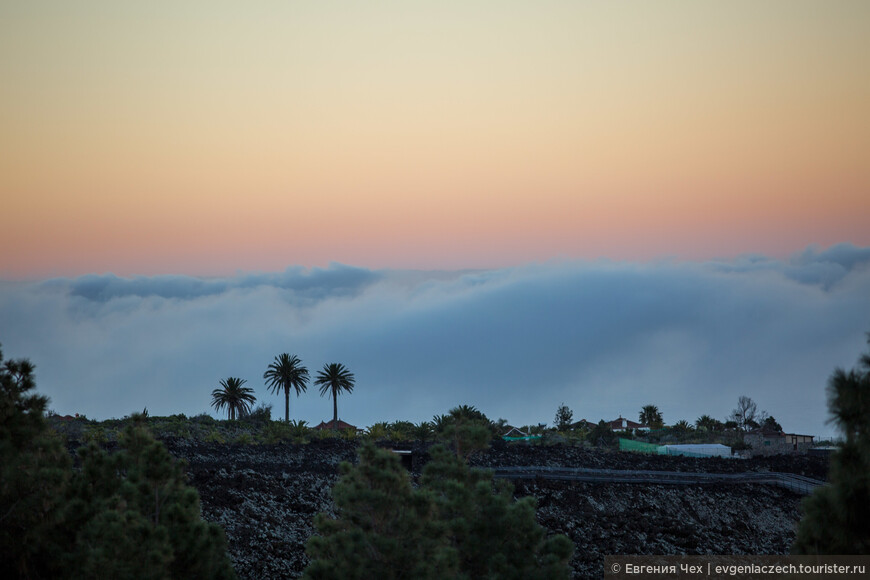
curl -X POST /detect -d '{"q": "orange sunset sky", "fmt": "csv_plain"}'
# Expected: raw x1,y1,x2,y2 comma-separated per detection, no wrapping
2,1,869,278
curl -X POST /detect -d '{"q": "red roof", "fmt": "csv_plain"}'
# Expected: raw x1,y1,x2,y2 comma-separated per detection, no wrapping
606,416,646,430
313,419,358,431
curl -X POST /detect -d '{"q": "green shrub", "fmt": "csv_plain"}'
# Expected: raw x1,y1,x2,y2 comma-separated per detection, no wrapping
82,425,109,445
192,413,216,425
233,432,255,445
365,422,389,440
204,427,226,444
412,421,434,443
241,403,272,428
260,420,292,444
389,420,415,441
588,420,617,447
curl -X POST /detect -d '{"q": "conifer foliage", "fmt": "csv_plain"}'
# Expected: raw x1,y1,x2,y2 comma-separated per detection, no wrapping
0,345,71,578
793,334,870,554
0,344,236,579
304,443,573,579
63,423,236,579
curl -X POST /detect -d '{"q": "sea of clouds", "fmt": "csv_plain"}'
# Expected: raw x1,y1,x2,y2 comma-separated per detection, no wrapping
2,243,869,439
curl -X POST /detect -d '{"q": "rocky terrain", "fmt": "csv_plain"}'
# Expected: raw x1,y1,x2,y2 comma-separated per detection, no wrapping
161,438,829,579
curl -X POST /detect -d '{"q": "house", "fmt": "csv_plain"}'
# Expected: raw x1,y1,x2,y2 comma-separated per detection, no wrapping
606,416,649,432
745,427,783,446
785,433,815,446
745,428,814,455
313,419,359,431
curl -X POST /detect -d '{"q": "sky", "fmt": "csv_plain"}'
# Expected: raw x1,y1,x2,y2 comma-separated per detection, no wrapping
1,2,869,438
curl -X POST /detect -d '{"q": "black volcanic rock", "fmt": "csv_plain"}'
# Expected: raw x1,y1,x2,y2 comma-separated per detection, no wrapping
159,439,828,580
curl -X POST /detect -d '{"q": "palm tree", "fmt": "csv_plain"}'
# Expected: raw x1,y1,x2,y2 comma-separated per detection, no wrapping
638,404,663,429
264,353,309,422
211,377,256,420
695,414,722,431
314,363,355,430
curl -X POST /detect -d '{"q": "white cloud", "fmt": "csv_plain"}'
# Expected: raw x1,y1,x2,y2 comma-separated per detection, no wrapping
2,245,869,439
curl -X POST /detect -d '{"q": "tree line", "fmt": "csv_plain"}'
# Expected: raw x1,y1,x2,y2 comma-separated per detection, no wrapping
554,397,784,437
211,353,354,429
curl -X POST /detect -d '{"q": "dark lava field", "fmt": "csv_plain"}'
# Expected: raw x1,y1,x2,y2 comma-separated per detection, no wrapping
159,438,829,579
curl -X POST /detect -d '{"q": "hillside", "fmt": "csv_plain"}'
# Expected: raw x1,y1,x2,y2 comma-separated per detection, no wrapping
159,438,828,579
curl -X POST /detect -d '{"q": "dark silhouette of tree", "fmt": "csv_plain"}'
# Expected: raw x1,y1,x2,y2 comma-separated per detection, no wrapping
263,353,309,422
430,405,494,460
64,424,236,579
762,416,783,431
588,420,617,447
211,377,256,420
794,334,870,554
1,344,235,579
314,363,355,430
554,403,574,431
730,395,758,431
304,443,573,579
0,345,71,578
448,404,488,423
695,414,723,431
638,404,663,428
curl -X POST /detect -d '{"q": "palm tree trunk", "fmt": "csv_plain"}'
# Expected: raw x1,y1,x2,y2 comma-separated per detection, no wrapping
285,389,290,422
332,389,338,431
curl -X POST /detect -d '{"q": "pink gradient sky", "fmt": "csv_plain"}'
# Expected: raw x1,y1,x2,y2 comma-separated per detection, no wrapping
2,1,869,278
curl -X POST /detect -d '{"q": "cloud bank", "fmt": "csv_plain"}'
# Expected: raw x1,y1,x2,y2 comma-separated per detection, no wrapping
2,244,869,439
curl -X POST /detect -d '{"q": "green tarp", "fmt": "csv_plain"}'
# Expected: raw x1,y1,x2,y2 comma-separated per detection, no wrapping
619,438,667,454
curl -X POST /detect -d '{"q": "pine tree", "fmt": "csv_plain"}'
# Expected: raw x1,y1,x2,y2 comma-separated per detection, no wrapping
422,445,573,579
0,346,73,578
305,444,452,579
305,443,573,579
555,403,574,431
63,423,237,579
0,344,237,578
793,334,870,554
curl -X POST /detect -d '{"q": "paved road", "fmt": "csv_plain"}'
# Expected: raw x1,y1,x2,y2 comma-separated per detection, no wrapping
491,465,826,495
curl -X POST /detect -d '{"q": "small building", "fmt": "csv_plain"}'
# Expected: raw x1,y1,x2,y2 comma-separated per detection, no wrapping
786,433,815,446
313,419,359,431
502,426,542,442
606,416,649,432
745,428,814,455
502,426,529,438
